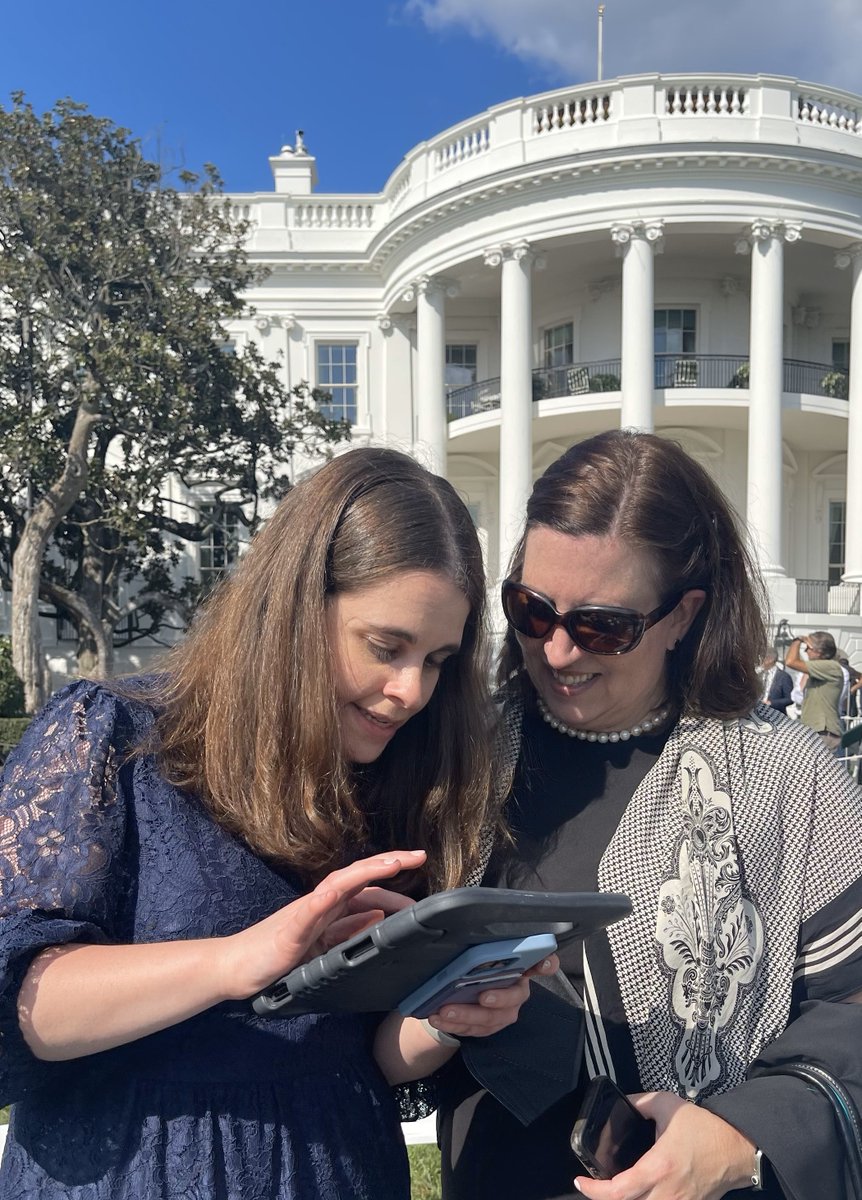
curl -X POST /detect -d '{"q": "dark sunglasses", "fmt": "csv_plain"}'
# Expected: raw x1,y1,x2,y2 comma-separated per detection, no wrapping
501,579,684,656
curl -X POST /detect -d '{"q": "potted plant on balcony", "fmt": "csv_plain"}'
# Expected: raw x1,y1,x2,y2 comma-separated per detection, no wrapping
729,362,750,388
588,372,621,392
820,370,849,399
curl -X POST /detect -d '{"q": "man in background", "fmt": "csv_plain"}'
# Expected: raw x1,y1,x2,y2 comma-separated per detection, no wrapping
760,649,793,714
785,632,844,752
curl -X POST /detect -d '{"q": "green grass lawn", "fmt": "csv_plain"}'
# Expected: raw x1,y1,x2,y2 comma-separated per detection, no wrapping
408,1144,442,1200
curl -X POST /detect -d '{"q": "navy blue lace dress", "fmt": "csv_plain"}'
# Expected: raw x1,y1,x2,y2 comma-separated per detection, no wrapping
0,680,409,1199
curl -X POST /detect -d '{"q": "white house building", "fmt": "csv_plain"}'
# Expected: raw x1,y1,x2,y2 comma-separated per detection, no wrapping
12,71,862,683
222,71,862,661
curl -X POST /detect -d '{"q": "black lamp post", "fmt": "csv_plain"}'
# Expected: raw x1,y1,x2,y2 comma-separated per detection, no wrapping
773,618,794,665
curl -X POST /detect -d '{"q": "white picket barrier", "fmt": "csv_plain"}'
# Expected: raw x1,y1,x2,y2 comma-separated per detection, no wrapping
402,1113,437,1145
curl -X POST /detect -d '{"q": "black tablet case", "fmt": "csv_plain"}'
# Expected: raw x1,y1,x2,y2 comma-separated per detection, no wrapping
252,887,631,1017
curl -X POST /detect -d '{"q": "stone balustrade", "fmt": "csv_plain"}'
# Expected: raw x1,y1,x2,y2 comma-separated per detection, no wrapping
534,93,611,133
227,74,862,254
664,85,748,116
434,123,490,171
292,202,378,230
797,93,862,133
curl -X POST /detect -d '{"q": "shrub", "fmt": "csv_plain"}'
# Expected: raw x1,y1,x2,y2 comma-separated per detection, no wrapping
589,373,621,392
0,717,31,765
0,638,25,717
821,370,849,400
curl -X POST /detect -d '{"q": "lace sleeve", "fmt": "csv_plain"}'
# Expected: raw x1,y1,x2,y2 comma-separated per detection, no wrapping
394,1075,440,1122
0,681,131,1103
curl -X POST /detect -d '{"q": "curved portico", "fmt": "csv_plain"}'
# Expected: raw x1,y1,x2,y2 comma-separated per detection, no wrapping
229,71,862,654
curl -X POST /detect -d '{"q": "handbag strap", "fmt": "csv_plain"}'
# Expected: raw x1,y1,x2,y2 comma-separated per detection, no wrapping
757,1063,862,1199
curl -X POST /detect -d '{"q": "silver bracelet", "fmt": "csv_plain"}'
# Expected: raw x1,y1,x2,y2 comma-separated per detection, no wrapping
419,1018,461,1047
750,1147,764,1191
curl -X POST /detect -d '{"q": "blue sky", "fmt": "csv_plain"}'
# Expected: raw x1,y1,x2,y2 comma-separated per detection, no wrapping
2,0,859,197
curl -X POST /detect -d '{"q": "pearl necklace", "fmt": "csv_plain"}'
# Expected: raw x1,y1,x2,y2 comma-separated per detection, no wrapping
536,695,671,743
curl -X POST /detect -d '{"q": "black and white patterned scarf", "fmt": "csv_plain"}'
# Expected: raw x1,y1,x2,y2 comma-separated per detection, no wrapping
481,691,862,1101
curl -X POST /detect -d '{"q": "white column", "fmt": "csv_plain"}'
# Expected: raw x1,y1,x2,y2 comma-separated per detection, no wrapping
403,275,454,476
611,220,663,432
484,241,541,581
836,244,862,582
735,220,801,578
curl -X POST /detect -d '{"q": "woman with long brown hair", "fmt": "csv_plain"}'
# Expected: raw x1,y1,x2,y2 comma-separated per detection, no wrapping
0,447,544,1200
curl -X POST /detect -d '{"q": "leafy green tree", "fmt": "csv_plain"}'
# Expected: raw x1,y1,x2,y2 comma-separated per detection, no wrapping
0,94,347,711
0,636,25,717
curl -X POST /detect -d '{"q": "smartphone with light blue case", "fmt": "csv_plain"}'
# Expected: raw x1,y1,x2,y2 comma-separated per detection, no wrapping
397,931,558,1018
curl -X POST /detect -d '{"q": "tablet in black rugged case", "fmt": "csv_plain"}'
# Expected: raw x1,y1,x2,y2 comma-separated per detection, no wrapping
251,887,631,1017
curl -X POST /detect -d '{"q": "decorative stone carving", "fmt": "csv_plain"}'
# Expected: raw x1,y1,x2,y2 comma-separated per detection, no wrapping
482,242,545,270
718,275,743,296
588,276,618,302
482,246,504,269
791,305,821,329
376,313,393,333
835,243,862,270
401,275,461,304
736,220,803,254
610,220,664,256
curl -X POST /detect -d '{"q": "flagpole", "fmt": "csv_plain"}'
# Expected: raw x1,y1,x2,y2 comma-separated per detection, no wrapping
597,4,605,82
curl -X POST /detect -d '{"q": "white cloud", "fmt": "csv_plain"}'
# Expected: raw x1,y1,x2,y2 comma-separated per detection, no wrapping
407,0,862,94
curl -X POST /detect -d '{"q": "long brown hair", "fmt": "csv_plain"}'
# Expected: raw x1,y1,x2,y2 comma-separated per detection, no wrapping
500,430,768,719
139,448,494,892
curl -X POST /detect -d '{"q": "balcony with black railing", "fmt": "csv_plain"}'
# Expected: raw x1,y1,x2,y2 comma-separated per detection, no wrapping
446,355,850,420
797,579,861,615
447,359,622,419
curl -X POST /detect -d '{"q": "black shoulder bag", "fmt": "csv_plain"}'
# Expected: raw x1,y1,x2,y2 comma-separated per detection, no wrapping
757,1062,862,1199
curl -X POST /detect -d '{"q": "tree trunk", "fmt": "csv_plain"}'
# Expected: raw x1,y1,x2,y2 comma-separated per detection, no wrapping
77,622,114,680
78,511,110,679
11,386,101,712
41,582,113,683
10,531,51,713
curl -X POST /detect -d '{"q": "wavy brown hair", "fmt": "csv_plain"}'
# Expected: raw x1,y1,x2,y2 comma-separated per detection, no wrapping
499,429,768,719
137,447,495,893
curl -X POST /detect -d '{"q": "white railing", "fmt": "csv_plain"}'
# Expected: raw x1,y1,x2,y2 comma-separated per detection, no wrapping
228,74,862,246
434,123,491,172
292,202,378,230
534,93,612,133
664,85,748,116
388,167,412,212
797,93,862,134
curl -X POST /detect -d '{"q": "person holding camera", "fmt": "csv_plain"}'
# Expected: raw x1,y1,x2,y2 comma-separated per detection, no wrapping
785,631,844,751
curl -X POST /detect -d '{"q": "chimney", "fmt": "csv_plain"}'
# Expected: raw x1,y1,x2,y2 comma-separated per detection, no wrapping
269,130,318,195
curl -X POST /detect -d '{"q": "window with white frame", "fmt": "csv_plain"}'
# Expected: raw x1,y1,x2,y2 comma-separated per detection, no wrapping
199,502,242,592
543,323,574,368
833,340,850,371
829,500,846,586
654,309,697,354
316,342,358,423
655,309,697,386
445,344,478,392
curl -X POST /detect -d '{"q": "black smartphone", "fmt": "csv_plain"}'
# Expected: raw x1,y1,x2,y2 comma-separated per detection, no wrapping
571,1075,655,1180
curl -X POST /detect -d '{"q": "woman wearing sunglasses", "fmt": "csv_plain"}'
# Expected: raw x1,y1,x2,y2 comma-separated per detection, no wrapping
0,447,551,1200
439,429,862,1200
